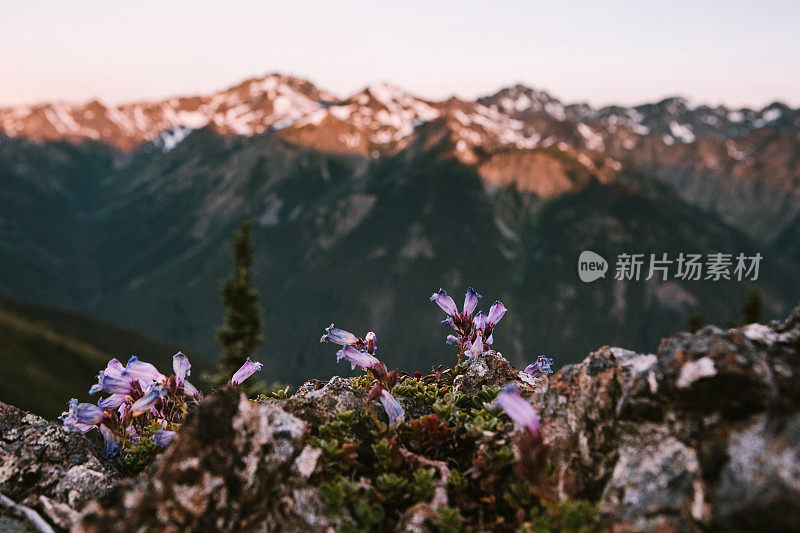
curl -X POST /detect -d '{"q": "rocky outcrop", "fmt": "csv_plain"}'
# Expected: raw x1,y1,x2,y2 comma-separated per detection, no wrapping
0,403,119,530
77,387,348,532
1,307,799,531
534,306,800,530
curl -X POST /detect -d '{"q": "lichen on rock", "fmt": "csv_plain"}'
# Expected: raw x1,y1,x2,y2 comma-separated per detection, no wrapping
0,402,119,529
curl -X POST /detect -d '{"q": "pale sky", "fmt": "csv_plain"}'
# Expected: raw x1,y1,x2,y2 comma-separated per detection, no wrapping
1,0,798,108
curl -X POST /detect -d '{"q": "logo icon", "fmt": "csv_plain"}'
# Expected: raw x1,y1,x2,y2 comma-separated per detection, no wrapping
578,251,608,282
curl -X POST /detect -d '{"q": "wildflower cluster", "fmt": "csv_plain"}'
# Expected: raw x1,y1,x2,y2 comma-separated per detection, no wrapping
60,352,262,466
321,324,404,426
311,289,573,530
60,286,584,529
430,288,507,360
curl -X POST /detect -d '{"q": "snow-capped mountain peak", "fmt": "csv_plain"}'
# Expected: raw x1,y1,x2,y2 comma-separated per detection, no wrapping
478,84,566,120
0,75,797,160
0,73,331,151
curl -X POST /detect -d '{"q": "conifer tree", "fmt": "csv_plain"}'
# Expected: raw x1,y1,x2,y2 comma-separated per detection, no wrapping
741,289,763,325
213,216,263,388
685,311,706,333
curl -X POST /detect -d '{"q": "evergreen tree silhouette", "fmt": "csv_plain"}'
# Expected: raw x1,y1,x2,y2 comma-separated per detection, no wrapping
741,289,763,325
210,216,264,390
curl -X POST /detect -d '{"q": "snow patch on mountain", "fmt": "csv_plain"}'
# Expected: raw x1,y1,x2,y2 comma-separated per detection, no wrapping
669,122,696,143
577,123,604,151
157,126,192,152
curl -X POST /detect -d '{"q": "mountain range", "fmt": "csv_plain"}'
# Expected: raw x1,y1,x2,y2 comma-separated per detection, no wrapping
1,73,798,386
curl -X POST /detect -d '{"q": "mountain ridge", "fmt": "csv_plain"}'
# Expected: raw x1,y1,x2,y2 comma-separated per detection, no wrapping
2,73,797,154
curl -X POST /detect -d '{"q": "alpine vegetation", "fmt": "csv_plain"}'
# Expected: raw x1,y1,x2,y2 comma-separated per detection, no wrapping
59,287,584,529
305,288,580,530
60,352,261,473
321,325,405,426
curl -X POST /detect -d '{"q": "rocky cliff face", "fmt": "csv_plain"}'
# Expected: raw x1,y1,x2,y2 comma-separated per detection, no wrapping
535,308,800,530
2,307,799,531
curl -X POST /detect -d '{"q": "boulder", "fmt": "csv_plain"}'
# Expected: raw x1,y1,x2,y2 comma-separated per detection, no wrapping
0,402,119,529
533,307,800,530
76,386,353,532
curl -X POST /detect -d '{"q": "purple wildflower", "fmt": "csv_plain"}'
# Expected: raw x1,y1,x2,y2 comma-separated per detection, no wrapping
493,384,539,436
230,357,263,386
89,358,125,395
321,324,377,355
60,399,104,433
466,330,485,358
172,352,201,399
154,430,177,447
524,356,555,378
98,393,128,410
61,399,119,456
431,287,482,319
131,385,166,416
173,352,190,381
487,301,507,326
464,287,481,315
320,324,359,346
473,311,487,331
182,379,201,399
336,345,380,370
430,289,458,316
88,358,139,396
98,424,121,456
122,356,165,383
379,389,405,427
97,374,135,395
432,287,507,358
473,301,507,349
365,331,377,354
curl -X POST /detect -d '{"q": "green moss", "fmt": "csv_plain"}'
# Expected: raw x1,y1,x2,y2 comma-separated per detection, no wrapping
410,468,436,502
319,474,386,532
375,472,408,498
115,420,178,475
305,369,594,530
348,374,375,393
253,384,292,402
520,500,599,533
433,505,463,532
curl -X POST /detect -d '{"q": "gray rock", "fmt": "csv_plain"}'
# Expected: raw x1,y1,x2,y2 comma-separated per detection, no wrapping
283,376,364,427
714,412,800,530
0,401,118,530
532,304,800,530
453,350,537,398
601,430,704,529
76,386,353,532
